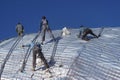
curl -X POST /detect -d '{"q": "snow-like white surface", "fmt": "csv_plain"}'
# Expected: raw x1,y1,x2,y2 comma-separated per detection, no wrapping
0,27,120,80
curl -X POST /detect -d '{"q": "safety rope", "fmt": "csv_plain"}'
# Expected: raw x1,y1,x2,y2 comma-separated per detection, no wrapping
20,32,41,72
0,36,23,78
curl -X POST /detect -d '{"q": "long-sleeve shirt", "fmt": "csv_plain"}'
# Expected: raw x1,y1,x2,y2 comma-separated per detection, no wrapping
23,42,41,50
78,27,87,38
40,19,48,31
16,24,24,32
23,42,35,49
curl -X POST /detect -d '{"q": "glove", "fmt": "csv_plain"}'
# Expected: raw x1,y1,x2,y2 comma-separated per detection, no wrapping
22,45,25,47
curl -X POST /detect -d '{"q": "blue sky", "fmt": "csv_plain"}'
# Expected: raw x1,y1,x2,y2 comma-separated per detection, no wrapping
0,0,120,40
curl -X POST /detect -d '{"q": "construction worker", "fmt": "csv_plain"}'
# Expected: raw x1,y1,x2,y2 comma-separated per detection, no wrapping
22,42,50,71
78,25,98,41
40,16,55,45
16,22,24,36
61,27,71,36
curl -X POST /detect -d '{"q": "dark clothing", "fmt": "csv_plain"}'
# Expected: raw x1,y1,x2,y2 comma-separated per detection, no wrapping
79,26,98,41
22,42,49,70
32,45,49,69
16,23,24,36
40,18,55,44
82,28,98,40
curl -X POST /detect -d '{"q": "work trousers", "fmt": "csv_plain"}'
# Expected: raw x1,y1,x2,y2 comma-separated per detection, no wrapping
82,29,98,40
41,25,55,42
32,47,49,69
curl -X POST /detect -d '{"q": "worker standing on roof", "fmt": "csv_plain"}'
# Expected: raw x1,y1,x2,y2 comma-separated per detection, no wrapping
78,25,98,41
16,22,24,36
22,42,50,71
40,16,55,45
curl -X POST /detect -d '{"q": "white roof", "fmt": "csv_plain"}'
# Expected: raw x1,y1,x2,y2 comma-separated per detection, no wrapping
0,27,120,80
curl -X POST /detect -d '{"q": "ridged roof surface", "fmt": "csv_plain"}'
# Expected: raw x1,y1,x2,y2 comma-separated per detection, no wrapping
0,27,120,80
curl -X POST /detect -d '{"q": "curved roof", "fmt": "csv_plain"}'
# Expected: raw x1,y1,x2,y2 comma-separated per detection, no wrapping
0,27,120,80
